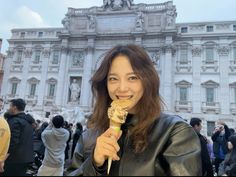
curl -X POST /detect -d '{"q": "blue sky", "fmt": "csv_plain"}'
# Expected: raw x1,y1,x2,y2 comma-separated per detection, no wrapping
1,0,236,53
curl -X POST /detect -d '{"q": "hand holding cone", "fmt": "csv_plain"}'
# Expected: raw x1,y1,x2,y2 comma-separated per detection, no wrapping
107,99,133,174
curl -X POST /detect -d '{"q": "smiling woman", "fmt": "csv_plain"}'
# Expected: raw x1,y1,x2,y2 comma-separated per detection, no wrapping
69,44,202,176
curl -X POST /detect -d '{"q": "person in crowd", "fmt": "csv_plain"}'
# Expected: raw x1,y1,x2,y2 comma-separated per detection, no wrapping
212,121,231,175
64,121,72,161
218,134,236,176
71,122,83,159
37,115,69,176
190,117,214,176
0,116,10,173
207,138,215,163
3,98,34,176
69,44,202,176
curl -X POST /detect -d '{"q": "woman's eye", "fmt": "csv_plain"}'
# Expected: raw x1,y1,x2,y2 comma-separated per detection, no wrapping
129,76,139,80
108,77,118,81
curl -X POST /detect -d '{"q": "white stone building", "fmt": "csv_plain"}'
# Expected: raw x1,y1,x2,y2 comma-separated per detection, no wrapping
1,0,236,135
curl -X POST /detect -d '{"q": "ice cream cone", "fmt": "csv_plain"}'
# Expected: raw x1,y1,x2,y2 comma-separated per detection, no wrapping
107,99,133,174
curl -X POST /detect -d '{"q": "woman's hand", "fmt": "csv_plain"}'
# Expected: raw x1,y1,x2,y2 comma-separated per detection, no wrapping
93,128,122,167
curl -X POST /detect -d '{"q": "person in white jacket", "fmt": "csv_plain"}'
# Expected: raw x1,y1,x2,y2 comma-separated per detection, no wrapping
37,115,69,176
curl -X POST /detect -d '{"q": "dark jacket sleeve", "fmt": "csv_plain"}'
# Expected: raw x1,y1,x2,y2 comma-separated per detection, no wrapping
8,118,22,153
161,122,202,176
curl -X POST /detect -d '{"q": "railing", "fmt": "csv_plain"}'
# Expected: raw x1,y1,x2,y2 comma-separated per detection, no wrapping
175,100,192,112
202,102,220,114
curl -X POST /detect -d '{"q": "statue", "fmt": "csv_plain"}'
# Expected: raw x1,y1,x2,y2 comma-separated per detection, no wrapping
103,0,112,9
136,12,144,29
62,15,70,31
69,79,81,102
87,15,96,29
123,0,133,9
166,10,175,27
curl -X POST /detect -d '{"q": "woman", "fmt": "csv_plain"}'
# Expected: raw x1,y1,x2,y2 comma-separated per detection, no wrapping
218,134,236,176
70,44,202,176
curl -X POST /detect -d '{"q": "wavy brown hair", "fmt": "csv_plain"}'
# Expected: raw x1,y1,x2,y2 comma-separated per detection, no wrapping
88,44,164,153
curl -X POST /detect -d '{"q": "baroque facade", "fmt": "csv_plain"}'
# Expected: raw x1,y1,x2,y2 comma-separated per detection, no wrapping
2,0,236,134
0,39,6,93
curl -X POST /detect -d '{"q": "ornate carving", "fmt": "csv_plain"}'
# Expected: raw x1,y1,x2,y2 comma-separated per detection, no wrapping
72,51,84,68
151,51,160,67
166,9,176,27
217,46,229,56
7,49,14,58
43,49,50,58
192,47,202,57
87,15,96,29
135,12,144,30
62,15,70,31
103,0,133,10
24,49,32,58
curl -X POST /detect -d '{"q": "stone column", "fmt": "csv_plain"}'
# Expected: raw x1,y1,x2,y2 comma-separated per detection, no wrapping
19,48,31,98
162,36,173,111
56,45,69,108
218,43,230,114
38,49,50,106
1,48,14,96
191,39,202,113
80,38,94,110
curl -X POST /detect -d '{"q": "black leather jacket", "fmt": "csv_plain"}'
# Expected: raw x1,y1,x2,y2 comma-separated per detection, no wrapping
69,113,202,176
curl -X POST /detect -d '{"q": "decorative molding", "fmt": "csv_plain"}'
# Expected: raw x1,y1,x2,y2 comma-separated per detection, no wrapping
217,46,229,56
192,47,202,57
43,49,50,58
24,49,32,58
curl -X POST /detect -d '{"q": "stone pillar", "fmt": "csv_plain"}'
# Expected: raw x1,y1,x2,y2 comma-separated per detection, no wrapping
218,42,230,114
38,49,50,106
80,38,94,109
1,49,14,96
162,36,173,111
192,39,202,113
19,49,31,98
56,45,69,107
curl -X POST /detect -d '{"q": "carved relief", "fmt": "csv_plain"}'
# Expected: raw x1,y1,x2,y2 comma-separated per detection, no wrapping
192,47,202,57
103,0,133,10
62,15,70,31
7,49,15,58
166,8,176,27
217,46,229,56
24,49,32,58
43,49,50,58
151,51,160,67
135,12,144,30
87,15,96,29
71,51,84,68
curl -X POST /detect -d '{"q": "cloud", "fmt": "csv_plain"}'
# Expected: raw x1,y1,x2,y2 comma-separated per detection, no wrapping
15,6,50,28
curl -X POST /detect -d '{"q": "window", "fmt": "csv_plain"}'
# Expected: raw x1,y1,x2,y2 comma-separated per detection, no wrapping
17,50,23,62
206,48,214,62
180,48,188,63
34,50,41,63
206,88,214,103
207,26,214,32
38,32,43,37
48,84,55,97
180,87,187,103
52,51,59,64
30,83,36,96
11,83,17,95
207,121,215,136
181,27,188,33
20,32,25,38
233,25,236,31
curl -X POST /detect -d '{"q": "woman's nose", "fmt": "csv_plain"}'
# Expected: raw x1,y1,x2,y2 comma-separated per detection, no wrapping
118,79,128,91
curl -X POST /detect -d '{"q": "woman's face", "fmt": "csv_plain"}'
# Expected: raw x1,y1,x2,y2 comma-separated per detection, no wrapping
107,55,144,114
